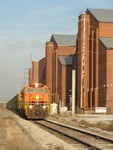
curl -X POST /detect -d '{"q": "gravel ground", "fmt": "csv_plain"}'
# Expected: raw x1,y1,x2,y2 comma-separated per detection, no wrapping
1,106,113,150
0,108,82,150
14,114,78,150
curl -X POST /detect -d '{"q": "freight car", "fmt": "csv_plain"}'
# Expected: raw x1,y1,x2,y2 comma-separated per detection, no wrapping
18,83,50,119
6,95,18,113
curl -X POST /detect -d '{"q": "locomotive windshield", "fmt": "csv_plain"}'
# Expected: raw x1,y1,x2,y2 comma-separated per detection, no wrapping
25,88,43,93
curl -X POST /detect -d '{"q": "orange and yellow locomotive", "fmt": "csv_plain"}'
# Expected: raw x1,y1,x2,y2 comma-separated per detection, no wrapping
18,83,50,119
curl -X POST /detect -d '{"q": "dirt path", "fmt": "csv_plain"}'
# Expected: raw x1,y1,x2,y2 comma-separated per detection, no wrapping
0,108,44,150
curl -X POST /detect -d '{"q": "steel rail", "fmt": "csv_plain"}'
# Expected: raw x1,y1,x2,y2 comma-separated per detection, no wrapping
45,118,113,143
35,120,102,150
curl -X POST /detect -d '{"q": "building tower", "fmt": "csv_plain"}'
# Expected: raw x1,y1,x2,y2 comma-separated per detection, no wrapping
32,60,39,83
77,13,90,113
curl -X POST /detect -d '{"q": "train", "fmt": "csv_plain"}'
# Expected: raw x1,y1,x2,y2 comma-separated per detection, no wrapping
6,83,50,119
6,95,18,113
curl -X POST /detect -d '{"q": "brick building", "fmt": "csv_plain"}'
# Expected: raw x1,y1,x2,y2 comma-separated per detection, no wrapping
39,34,76,105
75,9,113,114
31,8,113,114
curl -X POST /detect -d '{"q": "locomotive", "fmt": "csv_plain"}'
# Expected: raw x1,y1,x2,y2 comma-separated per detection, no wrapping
18,83,50,119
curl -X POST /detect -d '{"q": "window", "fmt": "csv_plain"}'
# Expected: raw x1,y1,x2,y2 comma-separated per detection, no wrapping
25,88,43,93
44,89,48,93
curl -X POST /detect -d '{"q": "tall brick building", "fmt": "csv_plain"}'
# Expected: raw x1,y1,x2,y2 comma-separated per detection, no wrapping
75,9,113,113
39,34,76,105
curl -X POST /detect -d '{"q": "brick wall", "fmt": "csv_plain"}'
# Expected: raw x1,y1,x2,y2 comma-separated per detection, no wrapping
32,61,38,83
39,58,46,84
45,40,76,105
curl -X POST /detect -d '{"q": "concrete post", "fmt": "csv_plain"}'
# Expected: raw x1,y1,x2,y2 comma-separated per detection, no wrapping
72,70,76,115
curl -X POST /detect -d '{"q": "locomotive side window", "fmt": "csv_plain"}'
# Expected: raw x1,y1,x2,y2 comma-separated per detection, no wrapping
24,89,29,93
44,89,48,93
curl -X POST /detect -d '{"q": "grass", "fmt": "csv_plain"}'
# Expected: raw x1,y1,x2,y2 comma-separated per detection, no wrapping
49,112,113,133
54,145,65,150
0,108,43,150
7,138,39,150
95,121,113,131
48,144,65,150
79,120,90,128
78,119,113,132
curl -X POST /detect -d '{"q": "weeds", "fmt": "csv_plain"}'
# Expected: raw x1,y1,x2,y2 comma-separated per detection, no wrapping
48,144,65,150
79,120,90,128
95,121,113,131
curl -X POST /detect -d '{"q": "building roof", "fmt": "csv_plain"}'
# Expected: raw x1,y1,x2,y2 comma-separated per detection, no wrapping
100,38,113,49
87,8,113,23
51,34,77,46
58,56,73,65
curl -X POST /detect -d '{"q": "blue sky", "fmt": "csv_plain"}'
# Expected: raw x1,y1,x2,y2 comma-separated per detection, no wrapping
0,0,113,100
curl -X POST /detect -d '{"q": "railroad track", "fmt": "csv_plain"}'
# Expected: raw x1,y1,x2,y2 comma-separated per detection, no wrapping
34,119,113,150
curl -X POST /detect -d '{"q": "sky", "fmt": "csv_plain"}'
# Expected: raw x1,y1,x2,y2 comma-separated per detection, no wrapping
0,0,113,101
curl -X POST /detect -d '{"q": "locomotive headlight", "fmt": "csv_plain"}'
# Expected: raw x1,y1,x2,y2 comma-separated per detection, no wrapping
35,83,38,87
29,105,33,109
43,105,46,109
36,94,39,100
